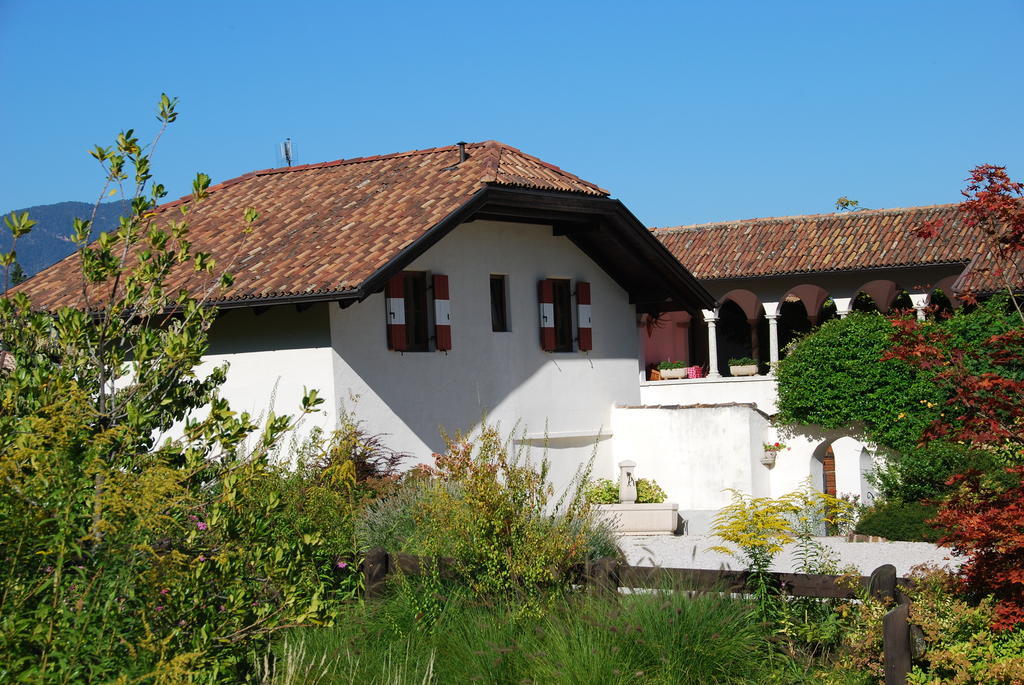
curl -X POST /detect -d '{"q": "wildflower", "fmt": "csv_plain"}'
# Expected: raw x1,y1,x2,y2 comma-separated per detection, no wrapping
197,554,207,562
155,605,164,612
195,521,208,531
159,588,169,595
336,560,348,569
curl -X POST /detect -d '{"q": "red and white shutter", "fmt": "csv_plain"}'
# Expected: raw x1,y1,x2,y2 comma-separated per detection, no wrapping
385,274,407,351
433,274,452,351
538,279,555,351
576,281,592,351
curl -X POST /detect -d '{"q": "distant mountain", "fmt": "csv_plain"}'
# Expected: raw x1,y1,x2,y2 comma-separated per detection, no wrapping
0,201,127,277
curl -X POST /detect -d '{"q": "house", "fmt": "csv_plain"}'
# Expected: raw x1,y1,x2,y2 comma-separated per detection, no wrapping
16,141,714,495
612,204,992,532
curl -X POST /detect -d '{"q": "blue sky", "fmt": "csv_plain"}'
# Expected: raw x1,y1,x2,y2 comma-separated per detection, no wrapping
1,1,1022,228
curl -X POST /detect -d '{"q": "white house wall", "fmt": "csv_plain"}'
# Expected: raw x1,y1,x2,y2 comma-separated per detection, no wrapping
201,304,338,458
610,404,770,534
327,219,642,492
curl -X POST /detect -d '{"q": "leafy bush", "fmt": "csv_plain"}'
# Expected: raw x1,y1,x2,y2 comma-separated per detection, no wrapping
657,360,687,370
584,477,666,504
0,97,361,682
776,313,945,454
854,500,942,542
935,466,1024,630
359,425,608,609
832,566,1024,683
637,477,667,503
729,356,757,366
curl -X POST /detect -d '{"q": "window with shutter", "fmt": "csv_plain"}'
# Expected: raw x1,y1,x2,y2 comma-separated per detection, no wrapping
538,278,573,352
386,271,447,352
576,281,592,351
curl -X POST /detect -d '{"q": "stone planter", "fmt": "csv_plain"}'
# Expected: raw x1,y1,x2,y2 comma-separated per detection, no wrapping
729,364,758,377
760,451,778,467
657,367,688,380
595,502,681,535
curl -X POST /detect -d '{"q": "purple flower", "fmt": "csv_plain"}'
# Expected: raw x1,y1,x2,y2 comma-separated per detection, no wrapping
155,605,164,612
197,554,207,562
195,521,208,531
159,588,169,595
336,560,348,569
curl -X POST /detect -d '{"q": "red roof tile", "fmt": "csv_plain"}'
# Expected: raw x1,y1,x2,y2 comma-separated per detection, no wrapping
651,204,995,289
15,141,608,309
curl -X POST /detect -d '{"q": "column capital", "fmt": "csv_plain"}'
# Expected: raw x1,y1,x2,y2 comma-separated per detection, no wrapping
762,300,782,318
701,308,719,323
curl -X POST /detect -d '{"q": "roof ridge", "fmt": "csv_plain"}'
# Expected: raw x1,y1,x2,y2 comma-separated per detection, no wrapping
651,202,961,233
493,143,610,195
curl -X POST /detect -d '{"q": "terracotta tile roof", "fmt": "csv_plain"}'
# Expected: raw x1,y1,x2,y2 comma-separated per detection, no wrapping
651,204,996,289
15,141,608,309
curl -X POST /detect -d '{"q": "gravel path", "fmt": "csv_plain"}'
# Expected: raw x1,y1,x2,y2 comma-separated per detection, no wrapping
619,535,963,577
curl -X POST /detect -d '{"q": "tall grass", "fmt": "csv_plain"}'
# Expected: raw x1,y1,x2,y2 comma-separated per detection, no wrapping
264,580,799,684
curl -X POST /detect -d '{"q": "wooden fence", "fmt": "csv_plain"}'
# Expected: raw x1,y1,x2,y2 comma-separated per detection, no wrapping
361,549,919,685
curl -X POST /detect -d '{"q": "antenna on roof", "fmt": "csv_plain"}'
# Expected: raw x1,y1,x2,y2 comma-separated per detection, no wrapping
278,138,293,167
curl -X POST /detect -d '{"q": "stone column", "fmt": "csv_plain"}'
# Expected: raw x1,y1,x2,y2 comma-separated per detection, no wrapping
762,301,781,374
909,293,929,322
618,460,637,504
832,296,853,319
702,308,721,378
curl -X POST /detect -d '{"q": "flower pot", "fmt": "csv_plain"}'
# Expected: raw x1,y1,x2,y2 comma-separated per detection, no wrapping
729,364,758,377
658,368,688,380
760,451,777,467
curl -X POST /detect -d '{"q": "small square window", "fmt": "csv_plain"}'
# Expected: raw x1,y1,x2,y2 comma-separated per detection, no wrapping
490,275,509,332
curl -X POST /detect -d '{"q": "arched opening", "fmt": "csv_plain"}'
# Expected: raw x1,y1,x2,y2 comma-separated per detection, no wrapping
854,280,900,314
717,300,753,375
890,290,913,314
718,289,766,374
779,297,810,353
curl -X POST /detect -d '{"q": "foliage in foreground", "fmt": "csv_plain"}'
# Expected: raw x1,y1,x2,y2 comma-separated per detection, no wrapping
0,97,365,683
357,425,618,611
264,580,794,685
829,566,1024,684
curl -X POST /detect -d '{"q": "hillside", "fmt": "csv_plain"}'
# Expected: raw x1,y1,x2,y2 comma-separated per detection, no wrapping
1,201,127,277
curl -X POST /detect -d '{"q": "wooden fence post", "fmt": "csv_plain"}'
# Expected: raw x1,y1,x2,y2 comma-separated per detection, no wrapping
869,564,911,685
585,557,619,594
362,547,390,600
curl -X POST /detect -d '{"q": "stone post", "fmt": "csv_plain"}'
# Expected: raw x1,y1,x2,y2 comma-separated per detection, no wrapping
618,460,637,504
762,301,781,374
702,308,721,378
832,296,853,319
909,292,929,322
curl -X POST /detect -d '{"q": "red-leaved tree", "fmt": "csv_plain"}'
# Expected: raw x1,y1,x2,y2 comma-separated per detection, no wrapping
886,164,1024,629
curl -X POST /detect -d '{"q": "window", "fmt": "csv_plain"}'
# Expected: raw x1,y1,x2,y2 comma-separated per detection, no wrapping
490,275,509,332
385,271,451,352
551,279,573,352
404,272,430,351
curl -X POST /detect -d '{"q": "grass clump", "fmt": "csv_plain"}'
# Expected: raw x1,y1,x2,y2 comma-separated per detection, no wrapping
266,580,789,684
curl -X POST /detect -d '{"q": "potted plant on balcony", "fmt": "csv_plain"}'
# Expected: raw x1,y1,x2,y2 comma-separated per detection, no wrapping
761,441,788,467
657,360,689,380
728,356,759,376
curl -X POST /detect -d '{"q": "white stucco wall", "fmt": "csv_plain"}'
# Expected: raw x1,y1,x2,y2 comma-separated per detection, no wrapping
610,404,770,534
199,304,338,458
640,376,779,413
326,219,642,493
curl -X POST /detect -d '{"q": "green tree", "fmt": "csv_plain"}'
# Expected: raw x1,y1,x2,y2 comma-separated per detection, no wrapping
0,95,354,682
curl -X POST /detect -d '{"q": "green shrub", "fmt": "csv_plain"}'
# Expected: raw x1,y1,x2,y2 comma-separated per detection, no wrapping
637,477,667,503
585,477,666,504
0,98,362,682
854,500,942,542
729,356,758,366
776,313,944,454
657,360,687,370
